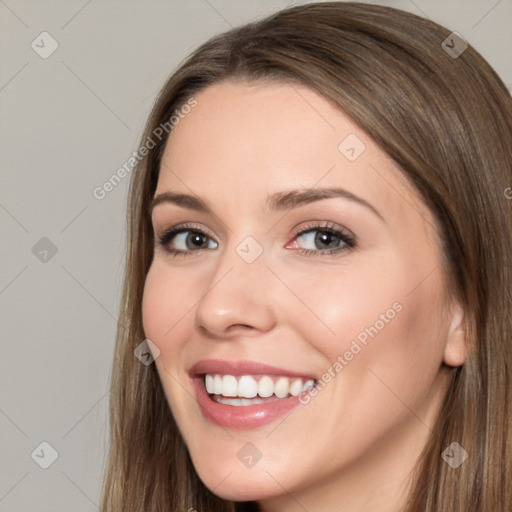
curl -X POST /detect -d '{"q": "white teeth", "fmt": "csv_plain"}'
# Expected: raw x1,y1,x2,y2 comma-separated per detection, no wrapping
204,373,316,400
289,378,303,397
222,375,238,397
213,374,223,394
205,374,214,393
275,377,289,398
237,376,258,398
215,397,276,406
303,379,315,391
258,375,274,397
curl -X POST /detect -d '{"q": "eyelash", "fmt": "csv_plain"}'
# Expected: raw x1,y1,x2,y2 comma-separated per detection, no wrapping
156,221,357,258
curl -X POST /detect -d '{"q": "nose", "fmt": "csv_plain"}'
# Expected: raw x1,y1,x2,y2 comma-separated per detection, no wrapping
194,245,277,339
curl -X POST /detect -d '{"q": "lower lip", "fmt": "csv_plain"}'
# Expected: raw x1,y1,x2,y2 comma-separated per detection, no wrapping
192,376,304,429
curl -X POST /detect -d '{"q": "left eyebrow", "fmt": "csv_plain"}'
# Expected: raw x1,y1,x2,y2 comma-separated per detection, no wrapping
267,187,385,223
150,186,384,223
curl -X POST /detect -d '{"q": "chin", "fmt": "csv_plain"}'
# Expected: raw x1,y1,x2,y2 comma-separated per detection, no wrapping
192,459,285,502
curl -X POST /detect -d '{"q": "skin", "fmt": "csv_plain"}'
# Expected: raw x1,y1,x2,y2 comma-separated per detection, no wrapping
142,80,466,512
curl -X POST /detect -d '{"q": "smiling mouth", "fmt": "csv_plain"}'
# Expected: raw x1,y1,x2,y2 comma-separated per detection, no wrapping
203,373,317,406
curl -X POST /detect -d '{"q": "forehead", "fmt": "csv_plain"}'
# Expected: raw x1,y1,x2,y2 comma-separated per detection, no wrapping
157,79,434,234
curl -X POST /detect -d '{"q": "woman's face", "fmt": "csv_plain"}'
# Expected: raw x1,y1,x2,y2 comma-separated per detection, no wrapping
142,80,465,508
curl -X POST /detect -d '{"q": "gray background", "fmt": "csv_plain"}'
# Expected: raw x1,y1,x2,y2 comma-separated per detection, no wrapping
0,0,510,510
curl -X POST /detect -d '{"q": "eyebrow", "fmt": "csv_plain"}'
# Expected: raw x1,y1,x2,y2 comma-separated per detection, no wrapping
150,186,384,222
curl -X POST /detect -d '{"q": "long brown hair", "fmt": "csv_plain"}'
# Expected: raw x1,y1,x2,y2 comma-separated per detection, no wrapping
100,2,512,510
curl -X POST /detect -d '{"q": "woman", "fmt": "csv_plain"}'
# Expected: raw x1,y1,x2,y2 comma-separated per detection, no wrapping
100,2,512,511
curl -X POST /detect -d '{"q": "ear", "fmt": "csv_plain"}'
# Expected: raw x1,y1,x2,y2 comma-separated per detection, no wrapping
443,300,466,367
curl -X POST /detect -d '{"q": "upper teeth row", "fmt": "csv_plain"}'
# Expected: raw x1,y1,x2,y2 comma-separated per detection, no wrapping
204,374,315,398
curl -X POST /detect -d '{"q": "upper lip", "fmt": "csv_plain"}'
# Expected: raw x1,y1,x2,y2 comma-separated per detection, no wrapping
189,359,318,380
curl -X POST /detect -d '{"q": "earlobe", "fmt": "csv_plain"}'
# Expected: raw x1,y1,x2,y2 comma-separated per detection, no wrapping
443,301,466,367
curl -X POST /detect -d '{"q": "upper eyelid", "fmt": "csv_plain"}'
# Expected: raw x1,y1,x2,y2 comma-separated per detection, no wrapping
156,222,214,237
157,222,347,236
150,202,232,236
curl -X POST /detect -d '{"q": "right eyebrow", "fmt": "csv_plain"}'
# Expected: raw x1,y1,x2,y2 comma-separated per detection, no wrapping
150,192,213,215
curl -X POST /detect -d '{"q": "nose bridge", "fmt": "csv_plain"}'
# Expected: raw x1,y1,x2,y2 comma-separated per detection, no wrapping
194,234,277,337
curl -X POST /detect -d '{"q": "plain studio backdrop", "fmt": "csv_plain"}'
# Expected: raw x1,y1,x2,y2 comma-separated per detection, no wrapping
0,0,510,510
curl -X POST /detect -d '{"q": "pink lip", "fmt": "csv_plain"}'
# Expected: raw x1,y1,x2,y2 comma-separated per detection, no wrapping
189,359,317,430
188,359,317,380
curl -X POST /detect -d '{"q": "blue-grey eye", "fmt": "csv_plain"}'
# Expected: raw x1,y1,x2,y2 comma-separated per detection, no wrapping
171,231,218,251
295,229,347,250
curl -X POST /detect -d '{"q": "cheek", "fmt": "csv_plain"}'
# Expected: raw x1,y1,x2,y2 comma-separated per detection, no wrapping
142,266,168,343
276,260,405,359
280,257,448,402
270,263,448,475
141,261,197,356
141,261,205,420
